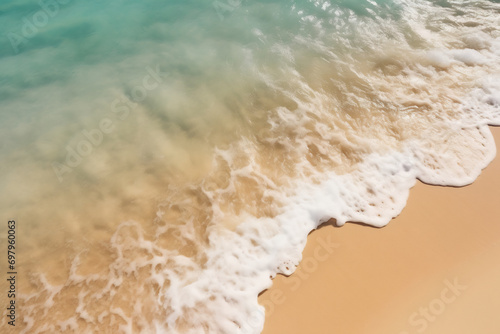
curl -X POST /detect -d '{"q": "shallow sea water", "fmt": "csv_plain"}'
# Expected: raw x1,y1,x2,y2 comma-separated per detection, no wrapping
0,0,499,333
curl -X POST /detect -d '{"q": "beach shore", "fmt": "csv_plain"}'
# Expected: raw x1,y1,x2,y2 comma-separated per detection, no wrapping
259,126,500,334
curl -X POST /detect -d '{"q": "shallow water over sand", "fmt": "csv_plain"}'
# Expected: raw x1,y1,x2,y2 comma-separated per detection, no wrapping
0,0,499,333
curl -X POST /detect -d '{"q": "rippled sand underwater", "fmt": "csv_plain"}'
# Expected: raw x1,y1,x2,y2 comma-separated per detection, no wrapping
0,0,499,333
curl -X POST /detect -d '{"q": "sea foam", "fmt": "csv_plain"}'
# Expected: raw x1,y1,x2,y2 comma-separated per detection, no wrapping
1,0,499,333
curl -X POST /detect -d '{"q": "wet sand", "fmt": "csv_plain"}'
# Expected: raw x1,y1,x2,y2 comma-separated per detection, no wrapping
259,126,500,334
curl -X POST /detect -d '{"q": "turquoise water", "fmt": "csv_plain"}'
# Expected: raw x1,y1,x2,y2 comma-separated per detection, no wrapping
1,0,499,333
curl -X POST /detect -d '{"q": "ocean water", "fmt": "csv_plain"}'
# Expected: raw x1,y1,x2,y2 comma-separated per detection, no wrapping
0,0,499,333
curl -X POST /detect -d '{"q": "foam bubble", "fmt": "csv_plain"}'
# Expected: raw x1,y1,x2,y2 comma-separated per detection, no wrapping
450,48,488,66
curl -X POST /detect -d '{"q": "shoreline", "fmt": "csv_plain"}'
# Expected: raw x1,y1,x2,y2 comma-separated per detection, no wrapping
259,126,500,334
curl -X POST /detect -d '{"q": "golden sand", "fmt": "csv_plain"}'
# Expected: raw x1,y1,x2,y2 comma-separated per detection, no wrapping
259,126,500,334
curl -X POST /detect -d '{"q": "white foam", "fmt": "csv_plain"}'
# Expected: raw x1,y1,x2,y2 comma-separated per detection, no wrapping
450,48,488,66
151,2,500,333
8,1,500,333
153,125,496,334
426,50,453,69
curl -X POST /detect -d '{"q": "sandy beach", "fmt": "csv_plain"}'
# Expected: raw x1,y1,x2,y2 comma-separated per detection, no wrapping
2,2,499,332
260,126,500,334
